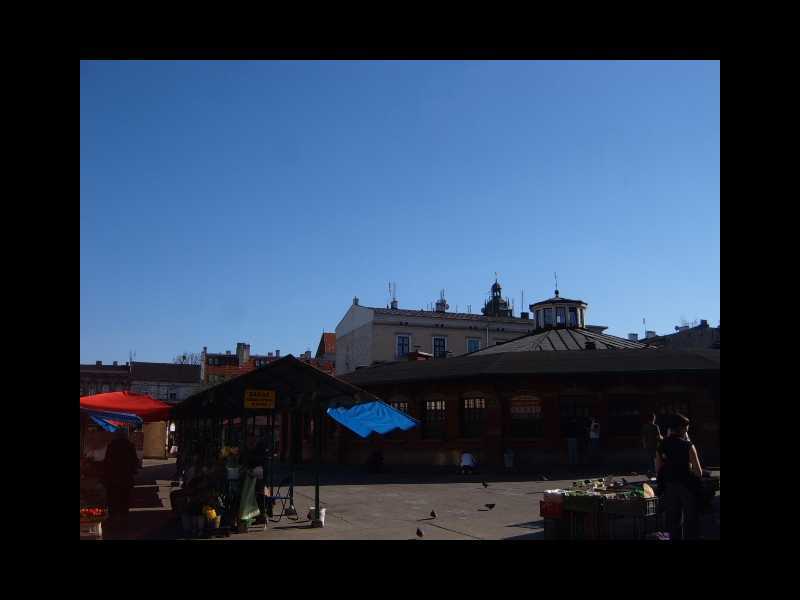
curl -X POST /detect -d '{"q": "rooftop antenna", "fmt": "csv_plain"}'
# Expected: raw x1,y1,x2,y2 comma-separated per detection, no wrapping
554,272,559,297
521,289,525,313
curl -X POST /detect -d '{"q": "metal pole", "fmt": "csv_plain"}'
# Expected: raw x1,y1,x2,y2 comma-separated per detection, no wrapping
312,391,322,527
288,405,295,511
269,407,275,499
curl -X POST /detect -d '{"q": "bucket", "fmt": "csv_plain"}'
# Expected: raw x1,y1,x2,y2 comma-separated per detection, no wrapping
307,507,327,526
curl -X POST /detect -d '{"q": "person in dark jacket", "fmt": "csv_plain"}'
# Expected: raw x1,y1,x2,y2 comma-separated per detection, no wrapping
656,413,703,540
103,428,139,522
565,417,579,467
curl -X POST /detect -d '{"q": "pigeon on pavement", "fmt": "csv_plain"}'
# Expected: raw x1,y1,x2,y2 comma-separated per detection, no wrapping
482,481,489,488
485,503,496,510
430,510,437,519
416,528,424,538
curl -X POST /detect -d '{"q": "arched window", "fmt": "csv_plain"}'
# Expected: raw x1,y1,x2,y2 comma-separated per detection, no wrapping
655,395,691,433
461,397,486,438
510,395,544,437
389,398,409,414
607,395,642,435
422,399,446,439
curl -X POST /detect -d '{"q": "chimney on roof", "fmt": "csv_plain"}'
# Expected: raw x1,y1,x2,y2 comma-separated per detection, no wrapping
390,299,398,310
268,352,273,358
96,360,102,366
226,350,231,355
353,296,359,306
520,312,529,320
275,349,280,358
700,319,709,328
645,330,657,339
113,361,118,366
628,334,639,342
236,342,250,366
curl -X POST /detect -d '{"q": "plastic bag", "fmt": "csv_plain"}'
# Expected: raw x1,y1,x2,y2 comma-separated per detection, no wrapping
238,473,261,522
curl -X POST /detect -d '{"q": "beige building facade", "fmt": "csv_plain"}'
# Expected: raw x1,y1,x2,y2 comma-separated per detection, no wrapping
335,298,539,375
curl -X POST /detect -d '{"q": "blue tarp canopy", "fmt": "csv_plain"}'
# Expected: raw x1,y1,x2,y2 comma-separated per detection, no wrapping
81,407,143,432
326,401,418,438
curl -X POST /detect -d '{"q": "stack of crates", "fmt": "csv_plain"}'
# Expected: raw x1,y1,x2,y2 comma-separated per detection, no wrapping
563,494,607,540
541,491,568,540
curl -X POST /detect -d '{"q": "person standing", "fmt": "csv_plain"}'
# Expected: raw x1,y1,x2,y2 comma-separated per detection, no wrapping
641,414,662,475
656,414,703,541
565,417,579,468
589,419,601,464
503,447,515,472
243,435,267,520
460,450,477,475
103,427,139,524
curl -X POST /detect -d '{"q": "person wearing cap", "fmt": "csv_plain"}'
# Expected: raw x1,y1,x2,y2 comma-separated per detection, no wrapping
656,413,703,540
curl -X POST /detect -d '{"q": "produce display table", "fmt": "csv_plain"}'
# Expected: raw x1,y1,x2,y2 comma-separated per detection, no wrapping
540,478,660,540
80,474,107,540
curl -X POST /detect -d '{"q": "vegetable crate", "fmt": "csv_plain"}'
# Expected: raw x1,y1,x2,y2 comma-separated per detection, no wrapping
562,494,605,514
604,497,658,517
540,500,564,520
567,510,609,540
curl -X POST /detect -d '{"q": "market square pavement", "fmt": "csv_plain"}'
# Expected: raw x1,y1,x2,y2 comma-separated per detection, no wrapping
98,458,720,541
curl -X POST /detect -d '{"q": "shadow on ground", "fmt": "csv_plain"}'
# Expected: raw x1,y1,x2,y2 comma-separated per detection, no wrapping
265,463,663,487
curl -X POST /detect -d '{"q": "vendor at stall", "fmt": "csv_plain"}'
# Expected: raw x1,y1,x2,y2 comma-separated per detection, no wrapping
243,435,269,519
656,413,703,541
103,427,139,523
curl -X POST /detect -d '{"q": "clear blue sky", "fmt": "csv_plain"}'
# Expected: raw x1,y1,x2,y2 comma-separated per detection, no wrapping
80,60,720,364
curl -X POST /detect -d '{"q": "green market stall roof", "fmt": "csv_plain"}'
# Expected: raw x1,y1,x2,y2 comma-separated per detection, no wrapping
173,354,382,419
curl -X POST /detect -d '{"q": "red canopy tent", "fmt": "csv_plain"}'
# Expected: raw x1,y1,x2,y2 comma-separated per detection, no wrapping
80,391,173,423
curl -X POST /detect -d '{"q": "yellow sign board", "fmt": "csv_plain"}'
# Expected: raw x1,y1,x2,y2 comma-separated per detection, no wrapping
244,389,276,409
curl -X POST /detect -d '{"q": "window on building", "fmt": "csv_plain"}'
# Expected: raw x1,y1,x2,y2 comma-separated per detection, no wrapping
461,397,486,438
169,392,177,401
433,336,447,358
467,338,480,353
656,396,691,432
396,335,410,359
607,396,641,435
568,307,578,327
422,399,446,439
556,307,566,326
390,400,409,414
510,395,544,437
543,308,554,326
560,396,594,435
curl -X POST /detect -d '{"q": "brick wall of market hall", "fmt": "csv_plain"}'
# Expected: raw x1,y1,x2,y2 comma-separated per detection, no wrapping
291,371,719,468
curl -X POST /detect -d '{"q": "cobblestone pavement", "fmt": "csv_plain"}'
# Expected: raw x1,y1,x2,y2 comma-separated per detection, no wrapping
97,459,719,541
